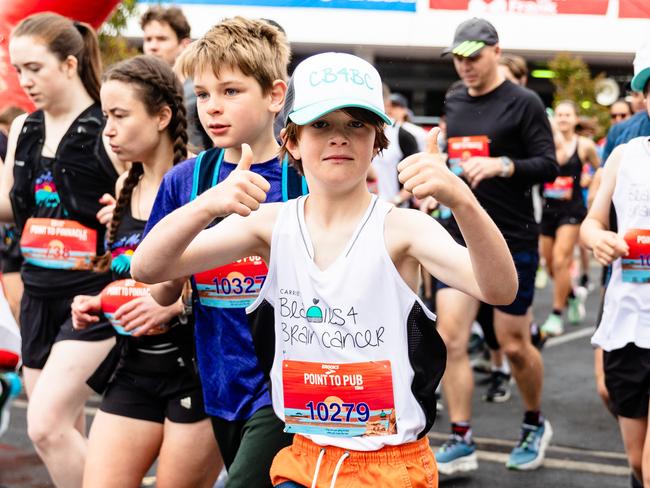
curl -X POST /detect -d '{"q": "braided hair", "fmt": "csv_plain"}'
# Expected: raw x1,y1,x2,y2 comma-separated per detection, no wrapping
94,55,188,272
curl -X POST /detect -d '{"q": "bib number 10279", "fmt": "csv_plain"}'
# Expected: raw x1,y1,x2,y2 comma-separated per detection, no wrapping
305,401,370,423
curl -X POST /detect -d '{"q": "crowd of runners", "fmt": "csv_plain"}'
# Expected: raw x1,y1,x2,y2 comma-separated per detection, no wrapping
0,6,649,488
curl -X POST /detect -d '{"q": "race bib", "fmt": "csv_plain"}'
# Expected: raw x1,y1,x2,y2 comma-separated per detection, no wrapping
20,218,96,270
282,360,397,438
193,256,268,308
543,176,574,200
622,229,650,283
447,135,490,176
100,279,168,336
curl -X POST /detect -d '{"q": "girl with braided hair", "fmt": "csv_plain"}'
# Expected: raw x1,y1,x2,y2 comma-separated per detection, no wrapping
2,13,126,486
72,55,222,487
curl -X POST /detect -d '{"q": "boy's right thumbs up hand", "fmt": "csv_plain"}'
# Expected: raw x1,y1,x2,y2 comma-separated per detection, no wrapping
204,143,271,218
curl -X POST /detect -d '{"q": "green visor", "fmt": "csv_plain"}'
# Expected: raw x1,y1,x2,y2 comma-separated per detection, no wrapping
451,41,486,58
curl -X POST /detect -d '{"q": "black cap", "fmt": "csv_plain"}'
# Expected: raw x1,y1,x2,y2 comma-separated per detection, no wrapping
389,93,409,109
442,18,499,58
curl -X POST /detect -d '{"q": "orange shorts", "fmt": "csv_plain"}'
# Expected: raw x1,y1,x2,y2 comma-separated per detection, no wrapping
270,434,438,488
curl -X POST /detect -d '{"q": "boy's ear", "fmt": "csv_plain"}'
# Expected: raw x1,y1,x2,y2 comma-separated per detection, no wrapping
285,132,301,161
268,79,287,115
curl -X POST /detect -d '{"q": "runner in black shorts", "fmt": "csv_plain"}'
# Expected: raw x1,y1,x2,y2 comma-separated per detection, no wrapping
539,100,600,337
435,18,558,474
72,56,221,488
2,14,126,486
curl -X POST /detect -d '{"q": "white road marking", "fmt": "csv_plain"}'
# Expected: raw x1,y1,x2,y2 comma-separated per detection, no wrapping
545,327,594,348
476,450,630,476
429,432,628,475
428,432,626,460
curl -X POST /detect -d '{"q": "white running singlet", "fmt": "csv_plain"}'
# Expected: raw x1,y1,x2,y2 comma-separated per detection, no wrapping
592,137,650,351
247,195,446,451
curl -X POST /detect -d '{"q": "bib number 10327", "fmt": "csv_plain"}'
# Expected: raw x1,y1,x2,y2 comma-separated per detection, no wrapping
193,256,268,308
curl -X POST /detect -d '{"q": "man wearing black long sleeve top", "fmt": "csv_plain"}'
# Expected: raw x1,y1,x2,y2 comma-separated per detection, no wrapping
434,17,559,476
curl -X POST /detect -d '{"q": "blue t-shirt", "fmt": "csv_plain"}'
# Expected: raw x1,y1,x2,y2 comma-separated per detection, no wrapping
145,155,283,420
602,111,650,163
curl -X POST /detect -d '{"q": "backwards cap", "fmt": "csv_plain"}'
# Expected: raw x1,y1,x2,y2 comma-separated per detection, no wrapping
631,40,650,93
287,52,391,126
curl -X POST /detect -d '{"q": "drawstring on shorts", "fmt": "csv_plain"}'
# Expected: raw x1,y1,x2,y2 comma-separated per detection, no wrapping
310,447,350,488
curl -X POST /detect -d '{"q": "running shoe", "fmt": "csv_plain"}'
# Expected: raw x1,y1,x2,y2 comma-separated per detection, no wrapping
567,288,587,325
506,420,553,470
535,266,548,289
540,314,563,337
0,372,22,438
483,371,511,403
435,434,478,475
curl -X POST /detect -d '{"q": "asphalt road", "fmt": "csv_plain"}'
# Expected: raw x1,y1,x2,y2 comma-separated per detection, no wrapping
0,264,631,488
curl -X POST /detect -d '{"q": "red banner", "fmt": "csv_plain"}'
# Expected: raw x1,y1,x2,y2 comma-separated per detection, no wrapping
430,0,609,16
0,0,121,114
619,0,650,18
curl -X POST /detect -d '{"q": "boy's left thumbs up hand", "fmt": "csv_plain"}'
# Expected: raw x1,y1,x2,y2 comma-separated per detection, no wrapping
398,128,471,209
203,143,271,218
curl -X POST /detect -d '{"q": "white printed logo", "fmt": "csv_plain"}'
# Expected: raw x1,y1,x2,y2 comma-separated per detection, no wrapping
180,397,192,410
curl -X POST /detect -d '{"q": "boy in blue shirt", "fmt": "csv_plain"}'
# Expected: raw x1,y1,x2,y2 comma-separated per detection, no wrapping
143,17,296,487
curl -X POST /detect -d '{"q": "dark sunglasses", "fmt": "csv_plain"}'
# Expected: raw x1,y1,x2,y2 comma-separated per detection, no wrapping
610,113,629,120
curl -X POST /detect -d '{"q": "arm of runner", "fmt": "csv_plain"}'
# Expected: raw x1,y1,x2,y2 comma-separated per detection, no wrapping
149,278,186,307
508,93,559,184
584,137,601,170
0,114,28,224
586,167,602,209
131,144,273,283
580,145,628,266
397,129,517,305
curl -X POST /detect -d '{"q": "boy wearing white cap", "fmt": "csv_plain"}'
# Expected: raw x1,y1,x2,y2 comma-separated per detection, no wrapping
132,52,517,487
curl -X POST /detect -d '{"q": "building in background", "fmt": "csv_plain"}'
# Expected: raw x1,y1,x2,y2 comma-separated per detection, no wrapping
126,0,650,118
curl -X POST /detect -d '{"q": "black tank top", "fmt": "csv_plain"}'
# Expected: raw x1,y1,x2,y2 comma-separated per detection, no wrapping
110,203,145,280
111,201,193,366
544,141,585,209
21,156,111,298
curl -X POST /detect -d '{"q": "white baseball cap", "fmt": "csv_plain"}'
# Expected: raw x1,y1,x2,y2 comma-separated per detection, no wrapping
631,40,650,93
287,52,392,126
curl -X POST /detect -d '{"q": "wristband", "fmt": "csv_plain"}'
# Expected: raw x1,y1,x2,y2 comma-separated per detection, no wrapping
500,156,513,178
